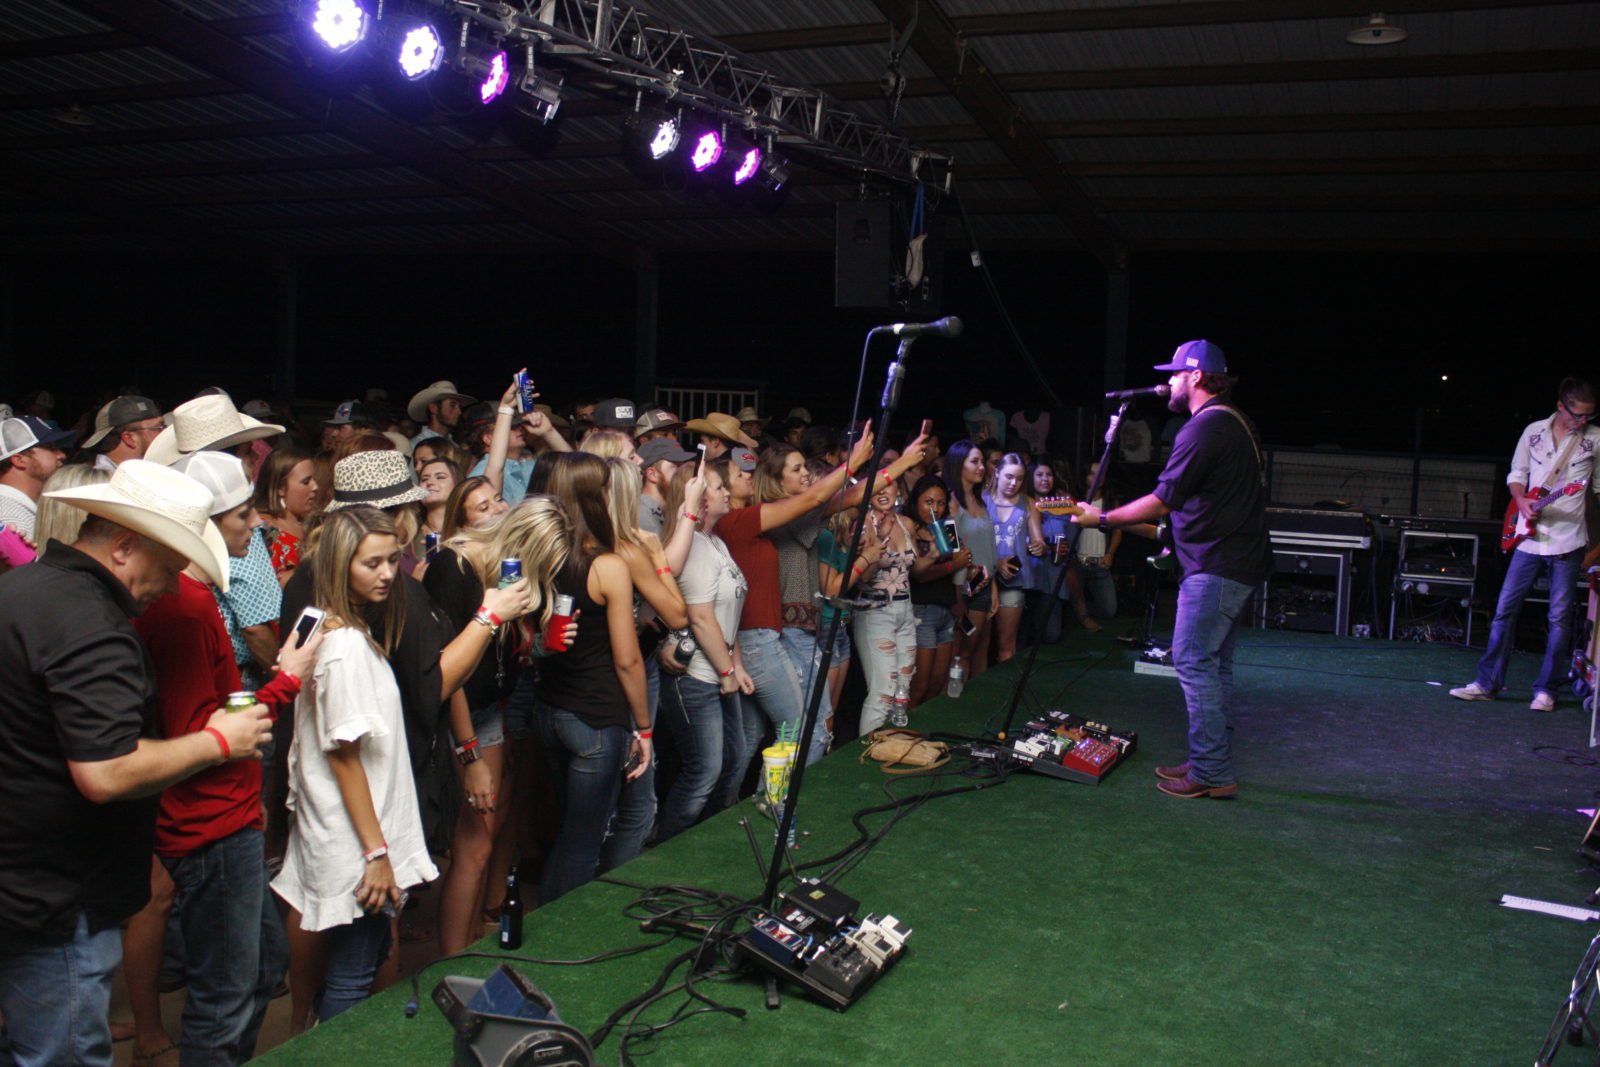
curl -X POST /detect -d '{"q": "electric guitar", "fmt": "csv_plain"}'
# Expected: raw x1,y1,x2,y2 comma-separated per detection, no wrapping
1035,496,1085,518
1501,481,1586,552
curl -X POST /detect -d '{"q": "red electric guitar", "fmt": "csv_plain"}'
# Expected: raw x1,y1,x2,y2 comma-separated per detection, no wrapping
1501,481,1586,551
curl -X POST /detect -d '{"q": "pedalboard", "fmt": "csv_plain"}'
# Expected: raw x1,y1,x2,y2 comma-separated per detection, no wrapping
735,880,911,1011
970,710,1138,785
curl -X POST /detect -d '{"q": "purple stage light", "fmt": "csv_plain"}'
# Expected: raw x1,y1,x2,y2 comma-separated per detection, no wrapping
397,24,444,80
690,129,723,172
733,145,762,185
308,0,367,53
479,51,510,103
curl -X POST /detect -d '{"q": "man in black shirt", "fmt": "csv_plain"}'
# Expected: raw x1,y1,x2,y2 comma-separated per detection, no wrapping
0,460,272,1067
1076,340,1269,799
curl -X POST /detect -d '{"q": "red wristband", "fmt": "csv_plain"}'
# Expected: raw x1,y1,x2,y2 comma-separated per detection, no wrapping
204,726,230,761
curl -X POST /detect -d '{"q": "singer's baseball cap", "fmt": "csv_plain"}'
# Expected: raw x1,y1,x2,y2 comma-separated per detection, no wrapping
1153,339,1227,374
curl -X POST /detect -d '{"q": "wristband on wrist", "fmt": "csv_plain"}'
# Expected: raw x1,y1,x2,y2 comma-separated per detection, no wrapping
204,726,230,761
497,405,514,416
634,729,653,740
363,844,389,863
471,606,502,631
655,565,672,575
719,665,736,678
682,511,700,523
1098,513,1110,532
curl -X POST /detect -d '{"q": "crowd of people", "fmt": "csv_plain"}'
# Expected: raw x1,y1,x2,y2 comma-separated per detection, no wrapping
0,372,1121,1066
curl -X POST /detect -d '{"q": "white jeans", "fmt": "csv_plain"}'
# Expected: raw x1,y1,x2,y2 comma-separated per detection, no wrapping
850,598,918,735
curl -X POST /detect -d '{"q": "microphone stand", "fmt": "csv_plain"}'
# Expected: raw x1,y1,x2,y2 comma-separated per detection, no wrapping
994,399,1131,741
758,335,913,913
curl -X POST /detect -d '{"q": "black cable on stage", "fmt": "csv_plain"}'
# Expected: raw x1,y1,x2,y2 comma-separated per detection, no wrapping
403,936,678,1019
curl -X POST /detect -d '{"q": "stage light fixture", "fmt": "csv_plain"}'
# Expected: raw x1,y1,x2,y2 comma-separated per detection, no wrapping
689,127,724,172
757,153,790,192
397,23,445,80
511,57,564,123
731,143,762,185
305,0,368,54
477,50,510,103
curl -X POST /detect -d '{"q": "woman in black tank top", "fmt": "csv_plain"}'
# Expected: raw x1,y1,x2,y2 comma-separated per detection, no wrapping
529,453,652,903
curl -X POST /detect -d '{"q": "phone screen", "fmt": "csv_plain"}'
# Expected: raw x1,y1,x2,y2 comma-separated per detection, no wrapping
293,608,324,646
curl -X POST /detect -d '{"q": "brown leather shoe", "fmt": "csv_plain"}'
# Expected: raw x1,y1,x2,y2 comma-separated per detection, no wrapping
1154,761,1191,780
1157,774,1238,799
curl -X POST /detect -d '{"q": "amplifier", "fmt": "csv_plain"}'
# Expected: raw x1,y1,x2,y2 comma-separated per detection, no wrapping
1399,556,1476,580
1266,506,1370,550
1398,529,1478,581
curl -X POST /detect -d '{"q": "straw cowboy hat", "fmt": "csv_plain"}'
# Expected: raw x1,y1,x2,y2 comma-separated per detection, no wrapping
325,451,427,512
407,381,476,424
145,394,285,466
44,459,231,590
681,412,759,450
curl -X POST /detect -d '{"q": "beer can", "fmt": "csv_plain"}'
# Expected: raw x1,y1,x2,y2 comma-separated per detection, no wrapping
552,593,575,616
515,371,537,414
225,691,256,712
424,531,439,561
498,558,523,588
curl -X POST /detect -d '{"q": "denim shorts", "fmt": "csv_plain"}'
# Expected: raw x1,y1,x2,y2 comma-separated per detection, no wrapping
913,603,955,647
822,618,852,665
997,586,1025,610
469,703,506,748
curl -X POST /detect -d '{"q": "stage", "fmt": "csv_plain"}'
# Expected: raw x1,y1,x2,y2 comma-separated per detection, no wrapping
254,627,1599,1066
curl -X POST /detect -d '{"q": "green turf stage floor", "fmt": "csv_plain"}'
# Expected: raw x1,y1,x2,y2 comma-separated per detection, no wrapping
258,628,1600,1066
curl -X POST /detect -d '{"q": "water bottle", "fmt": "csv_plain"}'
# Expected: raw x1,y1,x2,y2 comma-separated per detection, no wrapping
890,679,910,727
498,866,523,950
947,656,966,698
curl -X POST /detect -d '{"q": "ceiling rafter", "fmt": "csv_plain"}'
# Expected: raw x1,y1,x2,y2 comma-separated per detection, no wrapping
820,48,1600,100
865,0,1127,270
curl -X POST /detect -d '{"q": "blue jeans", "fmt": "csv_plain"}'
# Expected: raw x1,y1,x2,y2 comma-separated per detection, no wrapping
850,599,917,736
0,913,121,1067
780,626,832,762
160,828,287,1066
1172,573,1256,786
1475,547,1581,697
734,628,808,794
657,673,745,841
1081,561,1117,618
530,701,629,903
317,912,391,1023
600,659,658,872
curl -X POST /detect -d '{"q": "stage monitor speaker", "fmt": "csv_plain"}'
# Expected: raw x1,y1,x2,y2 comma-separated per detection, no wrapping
835,201,892,308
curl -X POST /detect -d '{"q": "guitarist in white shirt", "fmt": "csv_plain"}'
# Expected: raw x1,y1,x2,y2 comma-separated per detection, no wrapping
1451,378,1600,711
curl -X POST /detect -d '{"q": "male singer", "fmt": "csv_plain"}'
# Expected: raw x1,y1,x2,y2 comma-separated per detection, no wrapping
1074,340,1269,798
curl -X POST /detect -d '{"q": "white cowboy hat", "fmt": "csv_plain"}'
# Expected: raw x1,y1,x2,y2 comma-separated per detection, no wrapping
407,381,476,424
170,452,253,515
325,450,427,512
44,459,231,590
145,394,285,466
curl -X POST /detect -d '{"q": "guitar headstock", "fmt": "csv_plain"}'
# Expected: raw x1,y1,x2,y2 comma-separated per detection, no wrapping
1035,495,1084,517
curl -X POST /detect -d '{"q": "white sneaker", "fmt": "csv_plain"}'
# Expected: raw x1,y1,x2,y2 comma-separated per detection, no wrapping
1449,682,1494,701
1530,691,1556,711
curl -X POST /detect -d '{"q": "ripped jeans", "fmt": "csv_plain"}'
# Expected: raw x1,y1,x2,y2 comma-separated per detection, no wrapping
850,597,918,736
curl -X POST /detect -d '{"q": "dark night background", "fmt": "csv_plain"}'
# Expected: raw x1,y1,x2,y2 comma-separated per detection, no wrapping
4,244,1588,460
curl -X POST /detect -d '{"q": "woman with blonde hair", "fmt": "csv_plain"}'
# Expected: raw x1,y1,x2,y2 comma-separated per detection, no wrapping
255,446,318,586
988,452,1047,662
33,464,109,552
271,506,438,1022
579,427,640,466
427,496,571,957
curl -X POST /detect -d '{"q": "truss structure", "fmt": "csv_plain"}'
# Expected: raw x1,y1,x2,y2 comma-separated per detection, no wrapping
436,0,953,188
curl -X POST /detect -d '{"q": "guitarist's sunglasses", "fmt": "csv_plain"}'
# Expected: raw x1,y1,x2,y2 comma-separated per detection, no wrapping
1560,401,1595,422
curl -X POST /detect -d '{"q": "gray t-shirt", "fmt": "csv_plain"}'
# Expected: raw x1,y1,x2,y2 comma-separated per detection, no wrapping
638,494,665,538
677,531,747,685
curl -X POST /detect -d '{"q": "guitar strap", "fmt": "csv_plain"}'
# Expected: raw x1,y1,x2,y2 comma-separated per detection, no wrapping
1198,404,1267,488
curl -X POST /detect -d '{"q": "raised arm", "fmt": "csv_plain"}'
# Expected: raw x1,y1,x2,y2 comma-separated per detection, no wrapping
756,424,877,533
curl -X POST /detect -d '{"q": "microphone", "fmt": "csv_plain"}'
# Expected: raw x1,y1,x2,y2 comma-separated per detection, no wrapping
876,316,964,339
1104,384,1171,400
